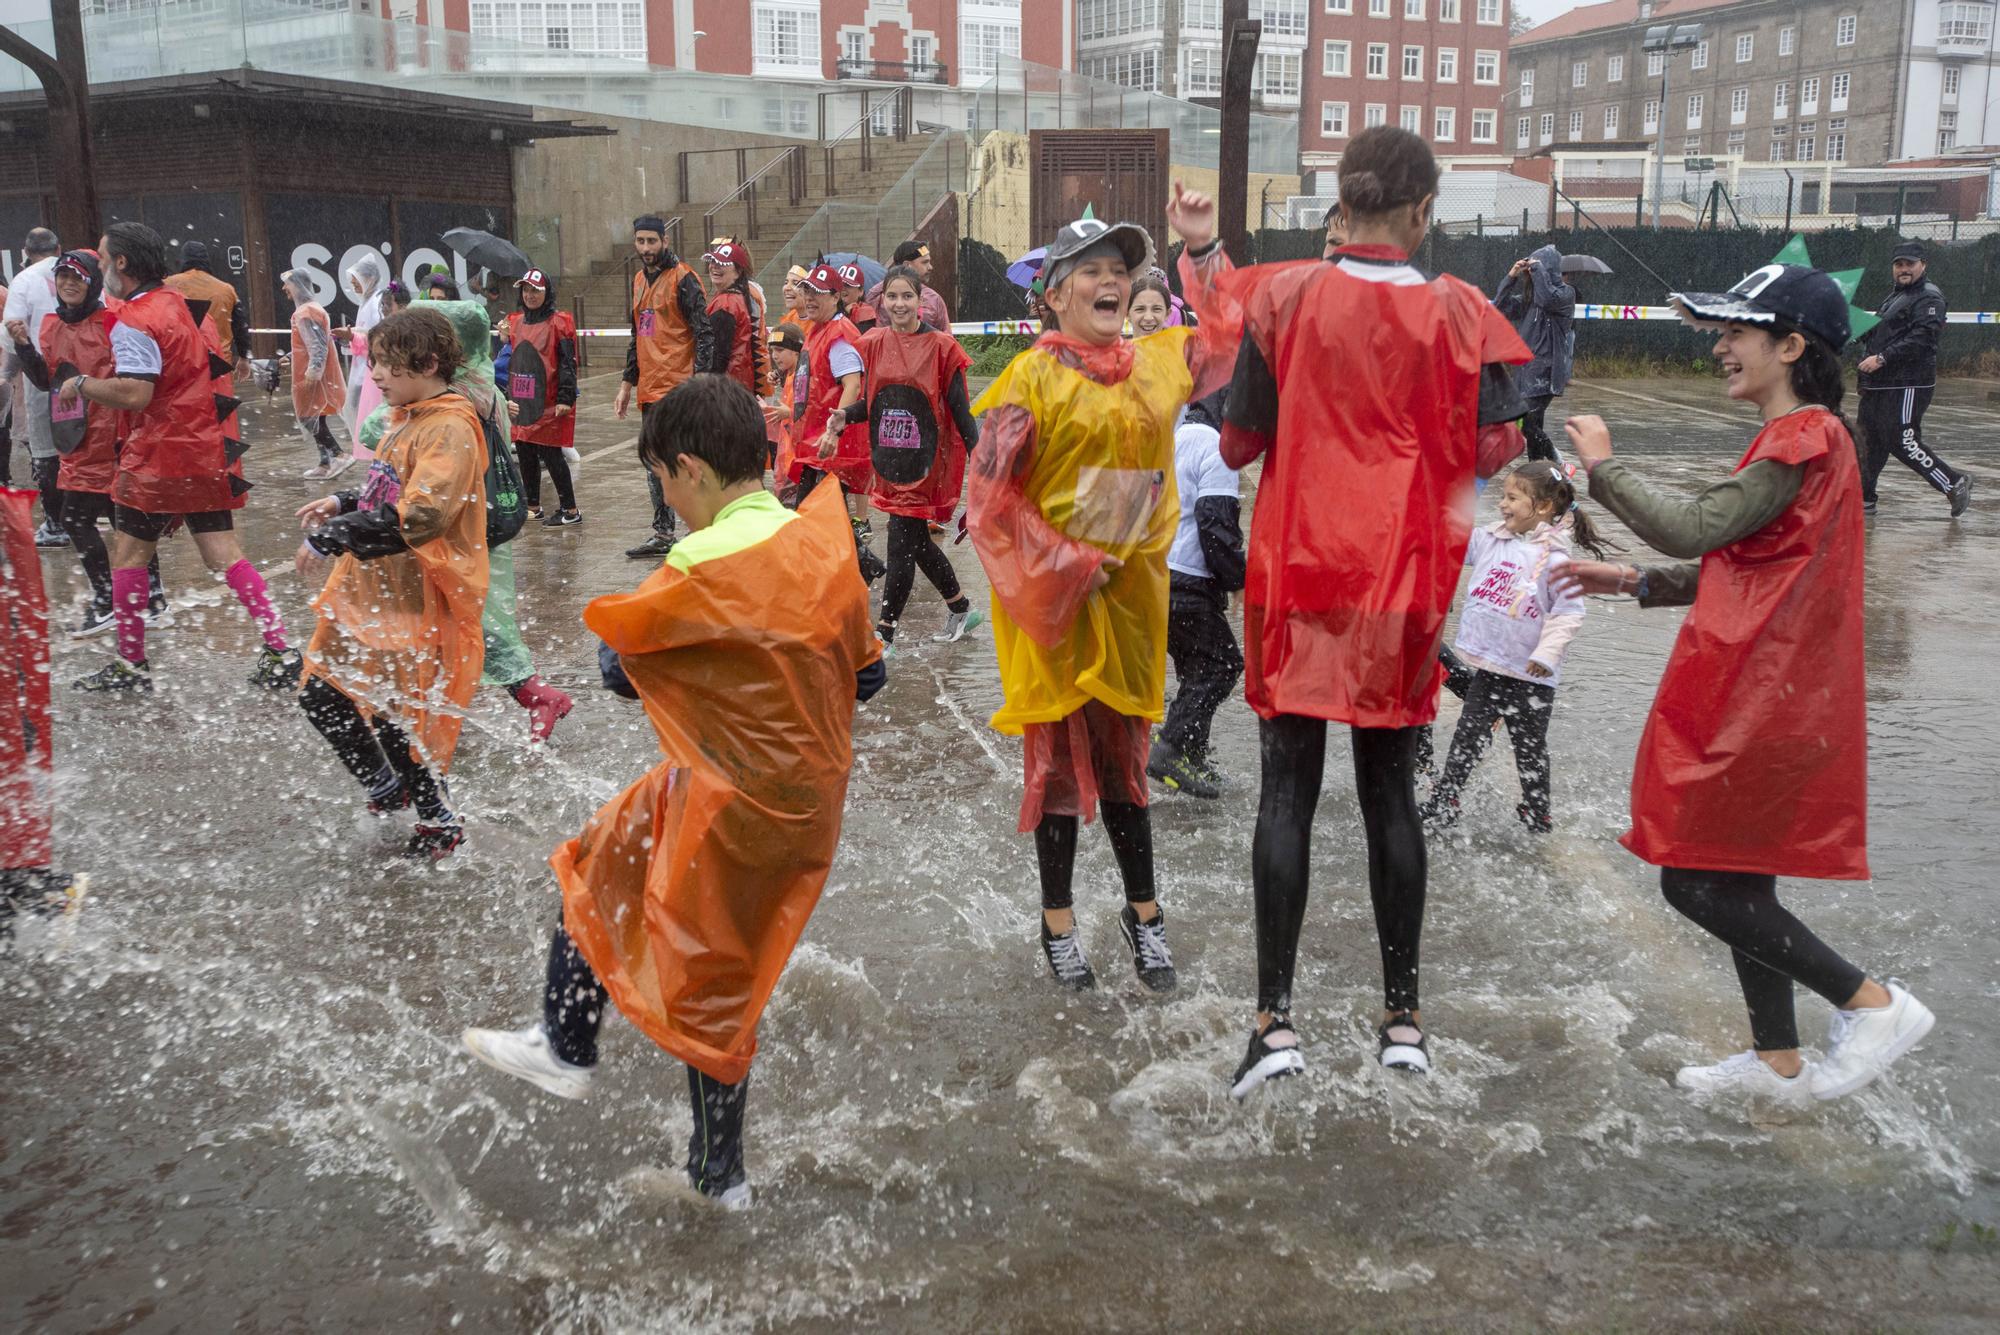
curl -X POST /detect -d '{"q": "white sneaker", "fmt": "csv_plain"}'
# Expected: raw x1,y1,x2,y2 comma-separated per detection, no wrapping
461,1023,596,1100
326,455,357,479
1675,1050,1815,1111
712,1181,753,1211
1811,983,1936,1101
302,463,334,480
931,607,983,643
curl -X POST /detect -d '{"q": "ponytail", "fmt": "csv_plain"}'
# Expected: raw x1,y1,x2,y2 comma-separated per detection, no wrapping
1507,460,1619,561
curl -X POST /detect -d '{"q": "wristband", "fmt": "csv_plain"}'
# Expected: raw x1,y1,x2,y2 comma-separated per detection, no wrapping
1185,238,1222,259
1636,570,1650,600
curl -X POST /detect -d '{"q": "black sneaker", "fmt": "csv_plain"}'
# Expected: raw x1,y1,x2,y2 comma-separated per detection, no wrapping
73,659,152,693
1146,740,1219,800
1230,1019,1306,1100
1378,1011,1431,1075
1949,474,1973,518
1118,903,1177,992
626,532,675,559
542,509,583,527
248,646,303,690
1040,919,1096,990
69,603,116,639
405,823,465,862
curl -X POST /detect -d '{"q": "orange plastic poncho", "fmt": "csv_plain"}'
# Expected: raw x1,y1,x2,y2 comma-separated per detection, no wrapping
553,484,879,1085
0,487,51,871
301,392,490,769
290,302,346,420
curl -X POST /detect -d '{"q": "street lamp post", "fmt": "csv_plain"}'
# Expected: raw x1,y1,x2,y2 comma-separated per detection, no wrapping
1642,22,1704,230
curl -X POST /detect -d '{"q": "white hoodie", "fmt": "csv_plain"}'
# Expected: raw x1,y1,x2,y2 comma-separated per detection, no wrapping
1452,519,1585,686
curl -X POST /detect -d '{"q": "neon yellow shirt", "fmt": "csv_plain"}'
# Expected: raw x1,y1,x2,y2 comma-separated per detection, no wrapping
665,489,798,571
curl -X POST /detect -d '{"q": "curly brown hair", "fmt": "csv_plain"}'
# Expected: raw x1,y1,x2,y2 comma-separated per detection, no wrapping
368,307,462,383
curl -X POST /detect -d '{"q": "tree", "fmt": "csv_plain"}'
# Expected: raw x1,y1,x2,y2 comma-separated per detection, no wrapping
1511,7,1536,37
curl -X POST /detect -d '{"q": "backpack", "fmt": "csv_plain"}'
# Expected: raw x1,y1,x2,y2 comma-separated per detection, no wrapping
457,385,527,547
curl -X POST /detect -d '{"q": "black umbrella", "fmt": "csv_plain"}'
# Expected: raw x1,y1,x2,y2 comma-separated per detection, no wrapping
1560,254,1614,275
442,228,532,280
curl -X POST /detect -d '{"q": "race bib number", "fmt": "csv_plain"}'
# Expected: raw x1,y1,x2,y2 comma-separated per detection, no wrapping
637,309,657,338
50,394,85,424
508,373,538,399
878,407,920,451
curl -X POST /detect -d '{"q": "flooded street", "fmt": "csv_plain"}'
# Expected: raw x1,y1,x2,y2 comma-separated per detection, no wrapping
5,371,1998,1332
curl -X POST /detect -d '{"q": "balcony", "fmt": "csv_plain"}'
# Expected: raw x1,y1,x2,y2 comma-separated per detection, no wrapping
835,58,950,85
1937,2,1995,57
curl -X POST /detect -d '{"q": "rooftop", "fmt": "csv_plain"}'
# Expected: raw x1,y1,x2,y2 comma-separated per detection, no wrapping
1512,0,1747,48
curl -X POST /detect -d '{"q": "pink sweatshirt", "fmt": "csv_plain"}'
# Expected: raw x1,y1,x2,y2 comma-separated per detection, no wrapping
1452,519,1585,686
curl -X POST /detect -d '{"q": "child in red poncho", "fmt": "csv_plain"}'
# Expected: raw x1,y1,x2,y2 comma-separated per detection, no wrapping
1556,261,1934,1110
967,185,1241,995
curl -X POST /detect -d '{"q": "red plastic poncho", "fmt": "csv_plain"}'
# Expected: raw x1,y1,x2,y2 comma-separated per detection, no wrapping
1222,250,1531,727
553,484,880,1084
1623,408,1868,879
792,314,872,490
111,286,244,516
0,487,51,872
505,310,577,448
707,286,770,398
858,326,973,522
38,309,119,495
290,302,346,420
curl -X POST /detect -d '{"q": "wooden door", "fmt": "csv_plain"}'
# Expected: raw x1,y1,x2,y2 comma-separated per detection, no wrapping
1029,129,1171,263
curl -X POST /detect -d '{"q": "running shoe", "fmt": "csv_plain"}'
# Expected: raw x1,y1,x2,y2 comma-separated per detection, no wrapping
1118,903,1177,992
857,544,887,586
248,646,303,690
626,532,675,559
33,520,69,548
461,1023,596,1100
69,604,116,639
405,822,465,862
1146,740,1220,800
1378,1011,1431,1075
146,596,174,629
302,463,334,480
1674,1050,1814,1111
73,659,152,693
542,509,583,527
931,607,983,643
525,505,544,520
326,455,357,480
1230,1020,1306,1100
704,1179,753,1211
1810,983,1935,1101
366,785,411,817
1949,474,1973,518
1040,920,1097,991
1862,500,1878,518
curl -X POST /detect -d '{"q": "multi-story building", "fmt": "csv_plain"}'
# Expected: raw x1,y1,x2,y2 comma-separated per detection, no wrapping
1508,0,1907,168
1074,0,1307,113
1300,0,1515,185
1895,1,1999,158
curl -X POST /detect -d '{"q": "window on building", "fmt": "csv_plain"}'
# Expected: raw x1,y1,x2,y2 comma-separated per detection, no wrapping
1437,47,1456,81
1797,136,1816,160
1472,108,1496,141
1520,66,1533,104
1254,0,1308,35
470,0,648,60
1945,65,1962,98
1800,76,1819,114
1256,50,1302,101
1572,59,1588,87
1539,111,1554,143
1686,92,1704,128
1728,128,1746,148
910,34,934,71
1405,0,1423,17
960,13,1022,79
1603,104,1620,136
1322,100,1349,136
1684,135,1701,153
1831,72,1849,111
1365,102,1387,127
1735,33,1753,63
1770,140,1786,161
1693,39,1709,70
1185,45,1223,93
1369,0,1388,16
1827,131,1846,160
1080,0,1164,40
1608,53,1624,82
753,1,821,73
1835,14,1855,46
1474,49,1498,83
1568,109,1583,140
1324,0,1351,14
1731,85,1749,123
1642,98,1659,133
1774,81,1790,117
1940,110,1959,151
1187,0,1224,26
1647,48,1663,77
1476,0,1500,23
1940,3,1994,44
1778,26,1794,56
1324,39,1350,77
1401,104,1421,132
1440,0,1460,20
1367,43,1388,78
841,30,866,64
1517,114,1531,148
1404,45,1424,80
1435,106,1456,139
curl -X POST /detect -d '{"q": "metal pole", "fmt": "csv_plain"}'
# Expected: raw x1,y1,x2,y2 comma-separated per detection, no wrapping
1783,169,1794,233
1652,57,1667,230
1217,2,1261,264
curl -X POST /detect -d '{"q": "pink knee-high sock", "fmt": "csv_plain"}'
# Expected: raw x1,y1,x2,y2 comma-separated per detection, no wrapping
111,567,149,665
224,559,288,652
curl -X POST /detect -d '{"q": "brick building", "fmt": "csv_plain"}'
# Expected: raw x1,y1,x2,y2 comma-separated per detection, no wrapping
1508,0,1904,168
1301,0,1516,185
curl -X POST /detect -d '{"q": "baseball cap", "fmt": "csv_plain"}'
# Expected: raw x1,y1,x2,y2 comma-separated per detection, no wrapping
704,242,748,269
835,262,865,290
1042,213,1154,295
1668,263,1852,349
767,324,805,352
515,267,549,290
799,263,841,294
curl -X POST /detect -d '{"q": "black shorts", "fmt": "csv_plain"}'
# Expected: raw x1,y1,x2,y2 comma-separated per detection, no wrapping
111,504,234,542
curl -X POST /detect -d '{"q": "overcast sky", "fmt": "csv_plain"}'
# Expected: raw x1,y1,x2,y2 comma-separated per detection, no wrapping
1515,0,1585,30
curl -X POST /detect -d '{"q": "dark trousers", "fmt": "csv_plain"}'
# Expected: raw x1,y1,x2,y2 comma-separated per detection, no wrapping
1521,394,1559,462
644,467,677,537
542,919,750,1194
1422,667,1557,831
1858,386,1961,502
303,415,340,467
298,676,453,823
879,513,964,639
515,441,577,511
1159,577,1242,765
1253,717,1426,1016
31,453,62,529
61,490,162,611
1659,867,1867,1052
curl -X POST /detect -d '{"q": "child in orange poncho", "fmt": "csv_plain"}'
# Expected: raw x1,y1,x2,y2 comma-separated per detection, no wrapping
462,374,882,1208
294,307,490,863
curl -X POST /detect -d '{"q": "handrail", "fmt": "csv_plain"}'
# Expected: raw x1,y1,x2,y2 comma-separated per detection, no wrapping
817,86,916,197
697,146,807,242
752,131,965,297
676,143,805,210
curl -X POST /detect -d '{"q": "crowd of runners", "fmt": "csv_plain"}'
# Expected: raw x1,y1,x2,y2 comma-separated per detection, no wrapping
0,125,1964,1208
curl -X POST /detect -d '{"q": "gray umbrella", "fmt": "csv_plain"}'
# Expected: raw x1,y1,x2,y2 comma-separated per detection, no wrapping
442,228,532,280
1560,254,1614,275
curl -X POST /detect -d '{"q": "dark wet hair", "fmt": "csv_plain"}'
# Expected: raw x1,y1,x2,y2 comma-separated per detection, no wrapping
1338,127,1439,218
878,263,924,301
892,239,927,265
638,373,767,487
1506,461,1617,560
101,221,167,285
1129,273,1173,308
368,306,462,383
1768,320,1848,424
384,280,412,310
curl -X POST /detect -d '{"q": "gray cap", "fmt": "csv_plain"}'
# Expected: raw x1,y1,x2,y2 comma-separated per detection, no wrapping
1042,214,1154,295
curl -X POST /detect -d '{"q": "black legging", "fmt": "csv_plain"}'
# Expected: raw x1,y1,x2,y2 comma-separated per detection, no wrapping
1033,804,1156,913
515,441,576,511
60,490,161,611
1520,394,1558,463
1659,867,1867,1052
1423,669,1556,829
795,467,886,582
1253,716,1427,1016
31,453,62,529
879,514,966,641
542,917,750,1193
305,415,340,467
299,676,453,823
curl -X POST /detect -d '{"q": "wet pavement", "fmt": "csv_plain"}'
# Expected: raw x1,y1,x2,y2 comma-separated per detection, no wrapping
4,369,1999,1332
